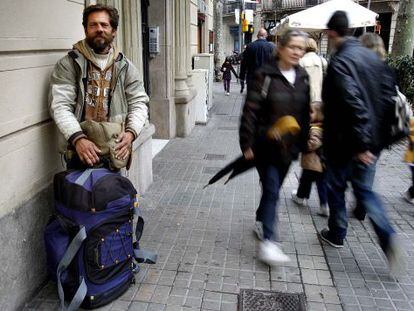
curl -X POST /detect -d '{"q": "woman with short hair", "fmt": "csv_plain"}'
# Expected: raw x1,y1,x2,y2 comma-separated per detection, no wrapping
239,30,310,265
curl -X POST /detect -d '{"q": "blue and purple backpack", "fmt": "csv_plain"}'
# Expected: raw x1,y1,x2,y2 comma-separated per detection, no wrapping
44,168,157,310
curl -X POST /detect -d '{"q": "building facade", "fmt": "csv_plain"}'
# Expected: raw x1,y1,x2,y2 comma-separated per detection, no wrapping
0,1,213,310
221,0,263,57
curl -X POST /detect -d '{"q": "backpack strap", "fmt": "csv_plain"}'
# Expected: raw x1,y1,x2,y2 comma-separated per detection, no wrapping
133,249,157,264
57,226,87,311
132,204,158,265
261,75,271,100
74,168,94,185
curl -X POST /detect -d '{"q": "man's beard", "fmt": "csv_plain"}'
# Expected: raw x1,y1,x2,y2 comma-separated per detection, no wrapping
86,33,114,54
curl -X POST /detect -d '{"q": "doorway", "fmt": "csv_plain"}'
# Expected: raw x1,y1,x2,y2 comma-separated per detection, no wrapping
141,0,150,95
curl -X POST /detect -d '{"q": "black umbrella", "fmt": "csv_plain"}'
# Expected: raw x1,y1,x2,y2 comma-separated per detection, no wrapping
204,116,301,189
203,155,254,188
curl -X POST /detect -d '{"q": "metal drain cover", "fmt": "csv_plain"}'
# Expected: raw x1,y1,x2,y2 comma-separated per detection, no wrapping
239,289,306,311
217,126,238,131
204,154,226,160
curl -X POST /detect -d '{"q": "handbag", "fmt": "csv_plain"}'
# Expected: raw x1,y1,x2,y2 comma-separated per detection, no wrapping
78,120,131,170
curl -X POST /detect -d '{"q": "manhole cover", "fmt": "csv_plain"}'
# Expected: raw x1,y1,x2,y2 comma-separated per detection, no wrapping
204,154,226,160
239,289,306,311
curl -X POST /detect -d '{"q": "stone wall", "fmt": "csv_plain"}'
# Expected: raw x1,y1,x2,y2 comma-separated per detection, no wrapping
0,1,84,309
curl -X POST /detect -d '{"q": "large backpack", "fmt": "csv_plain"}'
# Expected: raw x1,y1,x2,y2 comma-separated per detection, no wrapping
386,86,412,146
348,63,411,149
44,168,157,311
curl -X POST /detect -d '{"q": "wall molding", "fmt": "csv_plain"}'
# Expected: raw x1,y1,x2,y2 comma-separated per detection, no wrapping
0,37,74,53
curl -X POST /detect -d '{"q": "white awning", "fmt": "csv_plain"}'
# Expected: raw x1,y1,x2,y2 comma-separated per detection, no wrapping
271,0,378,35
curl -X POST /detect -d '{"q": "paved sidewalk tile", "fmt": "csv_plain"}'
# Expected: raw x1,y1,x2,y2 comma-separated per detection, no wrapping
24,83,414,310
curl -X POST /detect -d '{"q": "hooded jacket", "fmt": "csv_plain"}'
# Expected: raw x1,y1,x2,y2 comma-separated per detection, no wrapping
49,40,149,147
239,58,310,165
322,38,394,163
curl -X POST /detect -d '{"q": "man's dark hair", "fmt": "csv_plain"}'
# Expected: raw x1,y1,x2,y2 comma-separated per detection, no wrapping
327,10,349,37
82,4,119,30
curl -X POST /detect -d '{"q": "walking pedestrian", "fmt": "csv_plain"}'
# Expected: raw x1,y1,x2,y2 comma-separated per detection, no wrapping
351,32,388,220
298,38,327,103
291,102,328,217
320,11,403,273
239,29,310,266
239,28,275,92
220,57,238,96
291,38,328,216
403,119,414,204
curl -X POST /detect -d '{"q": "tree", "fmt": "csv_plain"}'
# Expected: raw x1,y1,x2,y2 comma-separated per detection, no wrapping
392,0,414,57
213,0,225,72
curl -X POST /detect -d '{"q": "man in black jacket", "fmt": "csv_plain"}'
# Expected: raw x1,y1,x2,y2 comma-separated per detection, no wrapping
320,11,403,273
239,28,275,91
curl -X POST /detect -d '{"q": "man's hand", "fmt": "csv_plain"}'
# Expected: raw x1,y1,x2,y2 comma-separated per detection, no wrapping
243,148,254,161
75,138,102,166
115,131,134,160
356,151,376,166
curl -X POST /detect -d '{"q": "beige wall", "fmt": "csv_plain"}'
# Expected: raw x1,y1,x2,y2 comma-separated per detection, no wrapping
0,0,84,219
190,0,199,56
223,16,237,58
208,0,214,31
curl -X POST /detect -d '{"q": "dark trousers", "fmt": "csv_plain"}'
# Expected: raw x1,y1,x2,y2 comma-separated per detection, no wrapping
256,163,290,240
297,169,327,205
326,159,395,251
223,79,231,92
408,165,414,198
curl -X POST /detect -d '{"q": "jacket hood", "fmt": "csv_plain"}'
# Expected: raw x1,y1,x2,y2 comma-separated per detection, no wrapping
73,39,121,69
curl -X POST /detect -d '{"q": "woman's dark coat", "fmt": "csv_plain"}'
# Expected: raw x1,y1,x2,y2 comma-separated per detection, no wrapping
239,58,311,165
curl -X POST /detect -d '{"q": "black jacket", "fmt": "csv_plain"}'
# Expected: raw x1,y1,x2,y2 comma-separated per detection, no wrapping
220,61,238,80
239,39,275,83
322,38,395,163
239,58,310,165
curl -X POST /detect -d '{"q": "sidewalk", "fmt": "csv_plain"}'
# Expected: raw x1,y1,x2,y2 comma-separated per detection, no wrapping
26,82,414,311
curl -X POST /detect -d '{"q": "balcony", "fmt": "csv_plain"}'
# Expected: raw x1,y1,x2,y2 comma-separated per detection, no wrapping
275,0,329,10
223,1,257,16
198,0,207,14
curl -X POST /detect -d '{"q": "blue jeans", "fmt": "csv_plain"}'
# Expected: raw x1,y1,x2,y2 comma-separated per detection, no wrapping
352,154,379,218
326,159,395,251
256,163,290,240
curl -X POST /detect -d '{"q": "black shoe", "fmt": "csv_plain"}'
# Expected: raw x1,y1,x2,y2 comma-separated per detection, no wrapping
352,205,366,221
319,228,344,248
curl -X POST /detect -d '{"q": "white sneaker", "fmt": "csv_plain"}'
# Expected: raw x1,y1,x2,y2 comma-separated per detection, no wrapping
226,92,230,96
253,221,264,241
291,190,308,206
318,204,329,217
386,236,406,276
404,190,414,204
258,240,290,266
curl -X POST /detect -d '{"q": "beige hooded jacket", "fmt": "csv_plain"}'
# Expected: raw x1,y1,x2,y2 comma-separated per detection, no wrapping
49,40,149,148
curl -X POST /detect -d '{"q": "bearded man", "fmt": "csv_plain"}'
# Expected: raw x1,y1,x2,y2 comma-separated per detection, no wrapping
49,4,149,169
